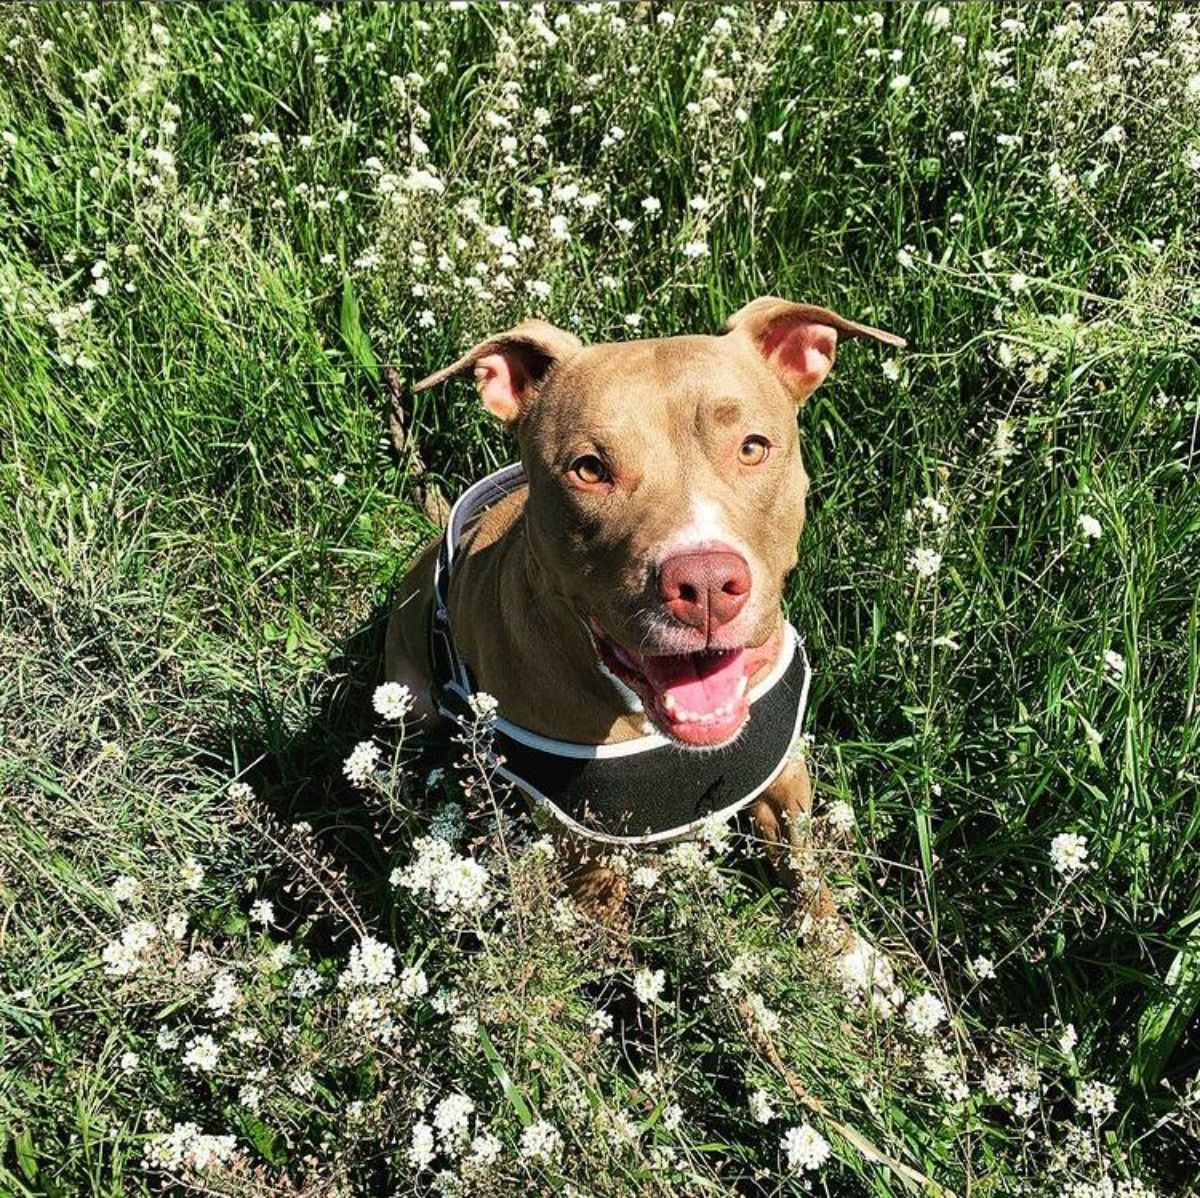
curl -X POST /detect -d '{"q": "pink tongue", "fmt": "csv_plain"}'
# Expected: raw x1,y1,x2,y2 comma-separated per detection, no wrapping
639,649,749,716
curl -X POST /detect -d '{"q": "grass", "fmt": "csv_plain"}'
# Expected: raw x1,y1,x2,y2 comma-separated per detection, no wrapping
1,1,1198,1194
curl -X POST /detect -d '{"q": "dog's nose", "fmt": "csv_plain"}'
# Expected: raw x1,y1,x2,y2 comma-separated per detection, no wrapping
658,551,751,632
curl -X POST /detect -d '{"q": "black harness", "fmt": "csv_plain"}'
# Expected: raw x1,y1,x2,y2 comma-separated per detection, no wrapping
428,464,812,846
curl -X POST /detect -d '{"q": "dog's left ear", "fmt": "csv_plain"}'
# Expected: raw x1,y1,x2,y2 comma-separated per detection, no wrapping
413,319,583,424
723,296,906,405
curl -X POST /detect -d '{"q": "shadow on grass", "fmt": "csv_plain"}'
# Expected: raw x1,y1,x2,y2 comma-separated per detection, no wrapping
226,601,435,944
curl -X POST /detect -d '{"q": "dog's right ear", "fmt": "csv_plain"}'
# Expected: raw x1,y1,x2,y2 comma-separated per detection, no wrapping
412,320,583,425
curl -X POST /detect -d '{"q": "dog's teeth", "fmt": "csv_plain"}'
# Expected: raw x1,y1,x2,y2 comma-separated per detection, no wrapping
736,676,749,698
662,694,678,714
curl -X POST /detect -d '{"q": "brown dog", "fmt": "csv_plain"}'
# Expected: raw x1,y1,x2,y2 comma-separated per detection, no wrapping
385,298,904,995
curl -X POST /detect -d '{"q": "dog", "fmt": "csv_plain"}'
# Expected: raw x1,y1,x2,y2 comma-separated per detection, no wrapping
385,297,905,1002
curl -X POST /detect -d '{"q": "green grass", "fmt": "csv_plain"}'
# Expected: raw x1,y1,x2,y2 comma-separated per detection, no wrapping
1,2,1198,1194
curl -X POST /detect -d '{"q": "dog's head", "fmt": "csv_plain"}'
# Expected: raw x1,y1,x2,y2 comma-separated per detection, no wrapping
416,298,903,747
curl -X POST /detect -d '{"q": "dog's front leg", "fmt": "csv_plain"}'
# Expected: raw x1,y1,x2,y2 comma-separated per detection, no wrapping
749,758,903,1013
748,757,833,913
557,834,629,925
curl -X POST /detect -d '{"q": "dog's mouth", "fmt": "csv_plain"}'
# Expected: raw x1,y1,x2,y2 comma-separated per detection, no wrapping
589,620,778,748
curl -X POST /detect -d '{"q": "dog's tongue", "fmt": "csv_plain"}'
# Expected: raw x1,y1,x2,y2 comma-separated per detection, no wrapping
640,648,748,716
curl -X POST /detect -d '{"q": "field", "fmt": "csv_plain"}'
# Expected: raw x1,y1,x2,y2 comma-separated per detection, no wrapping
1,2,1199,1194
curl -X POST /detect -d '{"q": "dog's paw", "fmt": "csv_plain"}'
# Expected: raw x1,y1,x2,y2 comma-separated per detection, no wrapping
834,930,905,1017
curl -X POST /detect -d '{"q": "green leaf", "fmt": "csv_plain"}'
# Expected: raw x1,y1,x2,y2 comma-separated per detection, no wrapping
476,1024,532,1126
238,1113,288,1165
1132,915,1200,1088
339,277,380,384
12,1127,38,1183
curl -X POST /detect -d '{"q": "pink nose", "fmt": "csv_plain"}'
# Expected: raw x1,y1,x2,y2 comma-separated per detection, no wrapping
658,551,751,632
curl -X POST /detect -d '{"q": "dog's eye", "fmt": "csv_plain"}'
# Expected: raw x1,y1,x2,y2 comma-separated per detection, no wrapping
569,454,611,485
738,436,771,466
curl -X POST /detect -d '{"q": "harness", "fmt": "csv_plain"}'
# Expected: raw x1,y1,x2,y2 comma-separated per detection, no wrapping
428,464,812,846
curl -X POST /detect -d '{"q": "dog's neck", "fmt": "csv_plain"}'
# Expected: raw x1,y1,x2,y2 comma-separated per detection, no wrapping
446,488,649,743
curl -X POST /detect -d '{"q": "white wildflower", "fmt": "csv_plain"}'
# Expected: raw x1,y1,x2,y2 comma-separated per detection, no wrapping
467,1129,503,1167
908,547,943,578
340,934,396,989
265,942,294,971
696,812,733,852
185,950,212,975
1051,831,1089,876
433,1092,475,1151
1077,513,1102,540
713,951,761,993
633,967,666,1004
400,966,428,999
631,865,660,890
289,966,323,998
408,1120,436,1170
101,920,158,976
749,1088,775,1123
404,167,444,194
182,1034,220,1074
206,971,240,1019
825,800,856,833
905,992,948,1036
992,417,1018,464
228,781,254,804
907,495,949,525
519,1120,562,1161
342,739,380,786
588,1009,614,1039
1077,1081,1117,1120
393,837,491,916
467,691,499,721
452,1013,479,1037
972,955,996,980
143,1122,239,1174
110,874,142,905
782,1123,832,1171
746,993,781,1034
249,899,274,926
373,682,415,721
